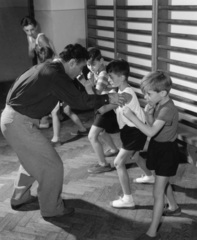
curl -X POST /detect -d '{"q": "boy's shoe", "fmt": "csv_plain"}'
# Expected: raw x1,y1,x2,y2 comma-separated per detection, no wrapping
110,197,135,209
136,233,161,240
51,141,62,148
163,206,181,216
39,123,50,129
70,129,89,136
104,149,119,157
133,175,155,184
87,164,112,174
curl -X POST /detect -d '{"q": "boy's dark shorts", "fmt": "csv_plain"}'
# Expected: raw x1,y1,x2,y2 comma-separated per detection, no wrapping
93,110,119,134
147,139,179,177
120,125,147,151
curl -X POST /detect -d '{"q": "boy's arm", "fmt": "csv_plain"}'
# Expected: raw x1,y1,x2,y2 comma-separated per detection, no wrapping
95,73,109,94
38,34,51,48
123,106,165,137
97,103,117,114
27,37,36,58
38,34,57,55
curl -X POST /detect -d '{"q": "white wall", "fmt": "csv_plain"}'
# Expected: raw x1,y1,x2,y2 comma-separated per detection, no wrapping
34,0,86,55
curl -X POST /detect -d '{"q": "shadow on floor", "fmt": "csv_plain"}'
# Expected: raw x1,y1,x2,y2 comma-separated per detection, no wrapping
43,198,148,240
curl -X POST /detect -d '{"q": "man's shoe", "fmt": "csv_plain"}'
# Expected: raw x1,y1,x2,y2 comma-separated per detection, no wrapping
136,233,161,240
87,164,113,174
104,149,119,157
110,197,135,209
163,206,181,216
43,207,75,220
134,175,155,184
11,196,38,210
70,129,89,136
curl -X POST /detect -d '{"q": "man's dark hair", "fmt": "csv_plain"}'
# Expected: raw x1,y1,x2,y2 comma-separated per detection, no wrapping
106,59,130,79
20,16,37,28
87,47,102,65
59,44,89,64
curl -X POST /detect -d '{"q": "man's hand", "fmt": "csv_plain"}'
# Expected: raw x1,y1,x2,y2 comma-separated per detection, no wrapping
108,92,132,107
121,92,132,104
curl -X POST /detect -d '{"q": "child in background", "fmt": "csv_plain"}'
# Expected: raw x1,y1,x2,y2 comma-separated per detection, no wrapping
51,79,89,147
87,47,119,174
21,16,56,129
21,16,56,66
98,59,147,208
123,71,180,240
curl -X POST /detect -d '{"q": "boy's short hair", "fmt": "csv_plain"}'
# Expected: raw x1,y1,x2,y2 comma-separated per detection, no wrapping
106,59,130,79
87,47,102,65
141,71,172,94
20,16,37,28
59,44,89,64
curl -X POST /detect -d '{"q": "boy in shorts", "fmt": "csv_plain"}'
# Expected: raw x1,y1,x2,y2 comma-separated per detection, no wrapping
99,59,147,208
87,47,119,174
123,71,180,240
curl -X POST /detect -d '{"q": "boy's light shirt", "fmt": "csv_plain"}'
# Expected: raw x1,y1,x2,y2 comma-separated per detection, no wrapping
95,70,109,94
116,86,146,129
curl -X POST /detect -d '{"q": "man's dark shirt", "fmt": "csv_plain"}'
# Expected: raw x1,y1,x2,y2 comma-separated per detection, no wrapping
6,60,109,119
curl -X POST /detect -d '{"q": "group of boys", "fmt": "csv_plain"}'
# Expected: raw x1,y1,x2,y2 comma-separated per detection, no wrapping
1,16,181,240
85,48,181,240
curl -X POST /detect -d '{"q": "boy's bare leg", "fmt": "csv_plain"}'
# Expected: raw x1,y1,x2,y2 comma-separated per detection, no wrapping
147,175,168,237
51,103,61,143
100,131,119,153
110,149,136,208
165,182,179,210
114,149,136,195
88,125,108,166
64,105,87,132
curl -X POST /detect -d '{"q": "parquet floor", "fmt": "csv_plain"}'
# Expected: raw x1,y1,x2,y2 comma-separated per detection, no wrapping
0,111,197,240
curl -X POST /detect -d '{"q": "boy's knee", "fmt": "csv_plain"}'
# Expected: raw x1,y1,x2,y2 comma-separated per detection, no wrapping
114,160,124,169
63,105,71,115
88,132,97,142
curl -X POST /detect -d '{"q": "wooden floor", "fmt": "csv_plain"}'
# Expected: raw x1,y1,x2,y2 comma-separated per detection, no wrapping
0,111,197,240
